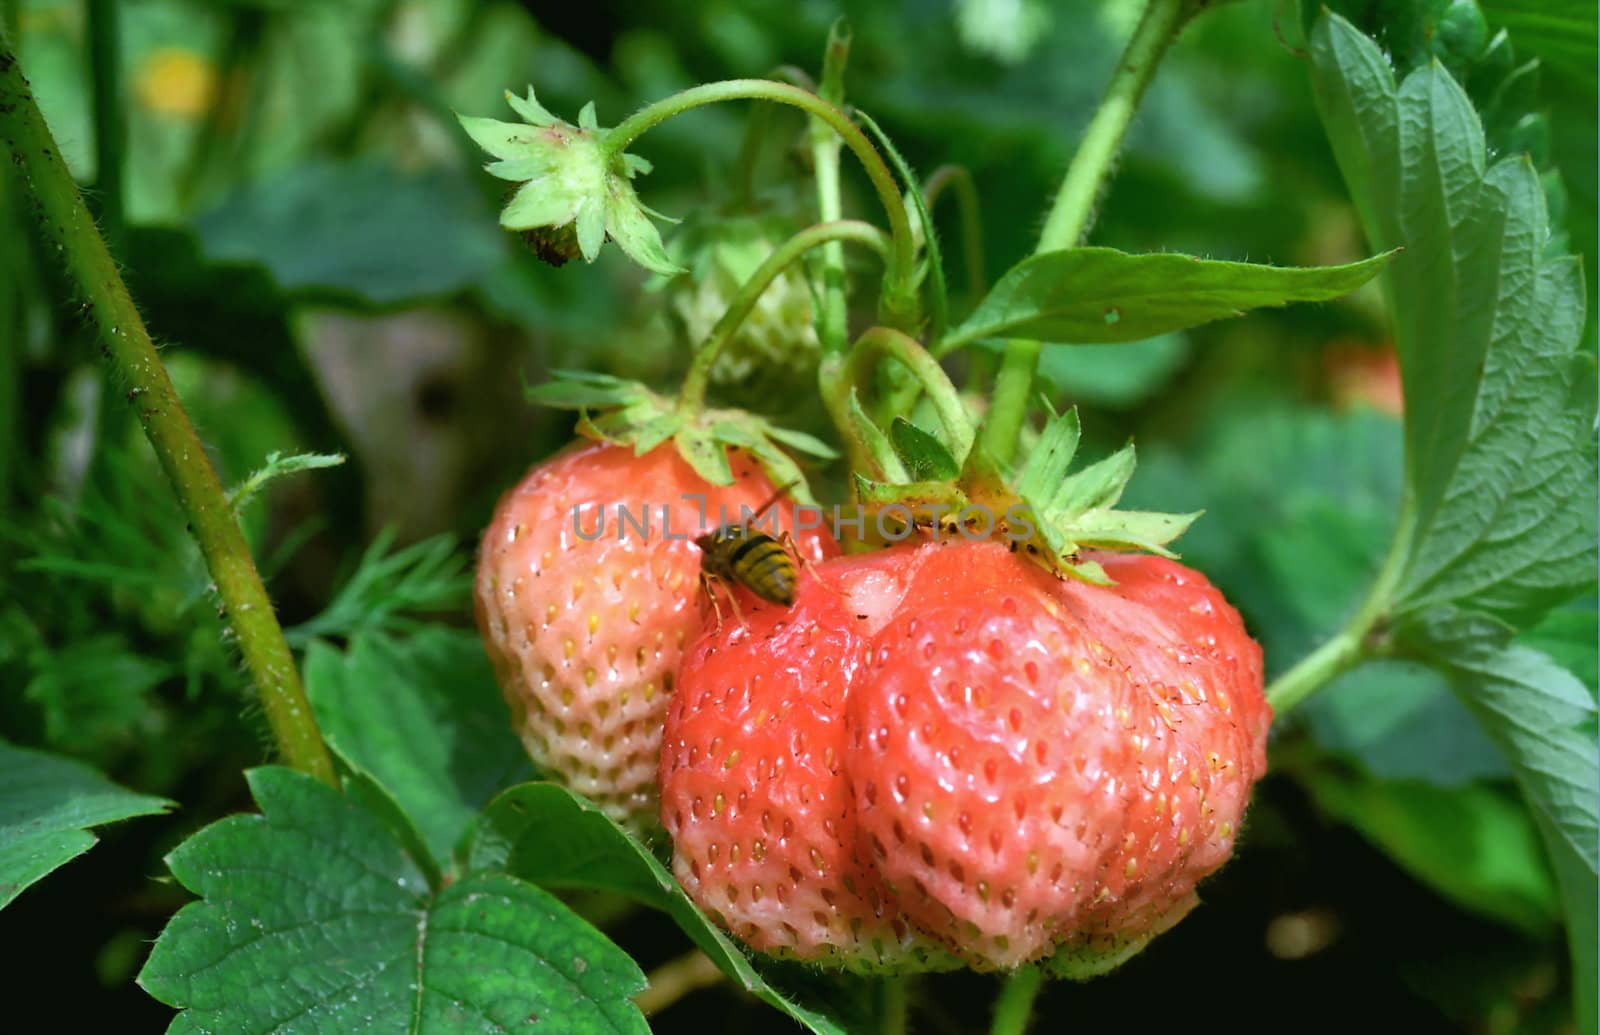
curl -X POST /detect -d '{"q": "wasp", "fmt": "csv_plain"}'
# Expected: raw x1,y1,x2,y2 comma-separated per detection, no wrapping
695,483,809,625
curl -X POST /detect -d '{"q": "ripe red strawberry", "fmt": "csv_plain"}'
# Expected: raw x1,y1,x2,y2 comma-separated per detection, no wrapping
660,538,1269,973
476,440,834,832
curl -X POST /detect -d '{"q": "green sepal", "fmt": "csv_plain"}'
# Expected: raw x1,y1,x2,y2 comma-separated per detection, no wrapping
890,418,959,480
457,87,683,275
854,408,1196,583
523,372,827,504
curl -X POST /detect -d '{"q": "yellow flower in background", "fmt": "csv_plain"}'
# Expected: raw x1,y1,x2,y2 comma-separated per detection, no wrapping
134,47,217,118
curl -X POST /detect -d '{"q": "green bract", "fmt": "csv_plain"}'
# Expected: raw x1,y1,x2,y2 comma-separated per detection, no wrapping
458,88,683,275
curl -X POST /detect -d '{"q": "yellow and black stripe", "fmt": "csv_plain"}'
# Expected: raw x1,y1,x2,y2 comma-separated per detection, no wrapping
696,525,798,606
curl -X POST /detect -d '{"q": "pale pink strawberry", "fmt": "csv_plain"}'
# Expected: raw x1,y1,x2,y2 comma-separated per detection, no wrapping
476,440,832,831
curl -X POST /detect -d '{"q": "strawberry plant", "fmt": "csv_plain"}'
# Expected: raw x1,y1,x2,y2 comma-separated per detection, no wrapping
1,1,1594,1032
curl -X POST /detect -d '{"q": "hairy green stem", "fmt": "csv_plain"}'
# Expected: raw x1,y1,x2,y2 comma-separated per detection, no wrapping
980,339,1041,466
1266,499,1414,715
677,220,890,414
984,0,1192,463
810,21,852,354
0,33,337,785
1038,0,1188,251
924,164,987,298
605,78,917,313
844,327,974,461
989,966,1044,1035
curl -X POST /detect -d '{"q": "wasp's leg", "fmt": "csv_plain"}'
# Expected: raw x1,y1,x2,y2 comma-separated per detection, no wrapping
777,530,843,597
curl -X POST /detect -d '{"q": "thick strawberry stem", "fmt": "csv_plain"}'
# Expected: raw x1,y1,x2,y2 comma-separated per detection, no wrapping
989,966,1044,1035
676,219,891,414
980,0,1194,463
981,339,1042,467
604,78,920,327
0,32,338,787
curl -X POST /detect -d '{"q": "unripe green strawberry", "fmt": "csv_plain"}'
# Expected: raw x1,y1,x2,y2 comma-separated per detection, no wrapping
661,539,1269,972
666,214,819,399
476,440,833,832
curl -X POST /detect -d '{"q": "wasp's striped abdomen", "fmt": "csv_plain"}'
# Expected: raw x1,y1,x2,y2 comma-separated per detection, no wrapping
696,525,797,606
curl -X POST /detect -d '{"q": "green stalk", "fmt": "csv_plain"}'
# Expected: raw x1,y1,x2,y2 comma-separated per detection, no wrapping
810,21,852,354
1037,0,1188,251
605,78,917,315
989,966,1044,1035
881,975,910,1035
981,339,1040,466
981,0,1192,463
843,327,974,460
1265,498,1415,715
677,220,890,414
0,33,337,785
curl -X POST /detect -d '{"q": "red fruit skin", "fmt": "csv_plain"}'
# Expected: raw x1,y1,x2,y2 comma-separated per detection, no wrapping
661,539,1269,972
476,441,834,832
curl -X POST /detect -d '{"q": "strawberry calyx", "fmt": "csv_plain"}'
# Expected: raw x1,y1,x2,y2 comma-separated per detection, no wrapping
852,408,1199,584
526,370,835,504
457,87,683,275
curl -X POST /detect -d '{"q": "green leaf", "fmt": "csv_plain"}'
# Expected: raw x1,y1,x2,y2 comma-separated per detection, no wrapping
942,246,1391,350
1303,767,1559,935
303,628,534,869
1520,594,1599,697
889,418,959,480
139,768,648,1034
1307,13,1598,629
463,782,849,1035
0,739,172,910
1402,610,1599,1030
194,160,505,305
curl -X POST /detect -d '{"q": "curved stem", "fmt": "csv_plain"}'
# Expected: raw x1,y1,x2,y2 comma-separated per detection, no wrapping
989,966,1044,1035
0,33,337,785
605,79,917,307
677,220,891,414
924,164,987,298
844,327,974,461
1266,498,1414,715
